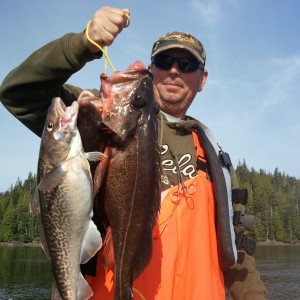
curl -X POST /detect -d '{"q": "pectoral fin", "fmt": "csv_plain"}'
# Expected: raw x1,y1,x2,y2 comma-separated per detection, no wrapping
38,166,66,192
81,151,106,171
30,186,40,215
85,151,107,162
100,226,114,269
93,147,111,197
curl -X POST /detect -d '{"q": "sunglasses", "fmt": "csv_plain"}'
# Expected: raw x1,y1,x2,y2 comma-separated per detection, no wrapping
152,53,203,73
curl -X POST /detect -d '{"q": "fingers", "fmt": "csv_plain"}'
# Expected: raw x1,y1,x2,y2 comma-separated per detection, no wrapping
83,6,130,53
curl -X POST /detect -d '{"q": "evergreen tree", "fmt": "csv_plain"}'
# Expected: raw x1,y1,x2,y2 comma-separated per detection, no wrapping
236,160,300,243
0,164,299,243
1,200,17,241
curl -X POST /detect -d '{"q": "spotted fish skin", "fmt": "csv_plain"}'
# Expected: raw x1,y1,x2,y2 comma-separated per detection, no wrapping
99,63,161,300
35,97,102,300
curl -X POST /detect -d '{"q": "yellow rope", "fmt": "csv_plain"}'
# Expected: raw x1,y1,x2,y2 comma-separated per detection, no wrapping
132,287,146,300
85,20,116,72
85,13,131,74
103,46,109,74
124,12,130,28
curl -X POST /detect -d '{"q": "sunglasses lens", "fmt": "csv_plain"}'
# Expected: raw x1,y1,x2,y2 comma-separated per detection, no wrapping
153,54,200,72
153,54,174,70
178,58,199,72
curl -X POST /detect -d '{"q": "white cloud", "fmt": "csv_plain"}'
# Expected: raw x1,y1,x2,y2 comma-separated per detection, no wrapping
189,0,222,27
263,55,300,106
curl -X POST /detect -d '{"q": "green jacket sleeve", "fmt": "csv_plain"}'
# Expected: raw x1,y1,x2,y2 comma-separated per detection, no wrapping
224,166,267,299
0,32,101,137
224,251,267,300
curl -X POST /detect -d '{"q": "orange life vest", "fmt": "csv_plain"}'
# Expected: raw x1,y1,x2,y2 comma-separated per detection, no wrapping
86,132,226,299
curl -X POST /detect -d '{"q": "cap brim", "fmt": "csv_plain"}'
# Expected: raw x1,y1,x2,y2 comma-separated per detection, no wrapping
151,44,203,64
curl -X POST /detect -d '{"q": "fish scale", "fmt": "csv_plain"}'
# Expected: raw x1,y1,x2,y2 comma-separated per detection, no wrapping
40,168,93,299
34,97,103,300
41,187,80,298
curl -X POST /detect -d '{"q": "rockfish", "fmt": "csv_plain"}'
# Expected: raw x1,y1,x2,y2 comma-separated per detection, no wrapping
34,97,103,300
98,61,161,300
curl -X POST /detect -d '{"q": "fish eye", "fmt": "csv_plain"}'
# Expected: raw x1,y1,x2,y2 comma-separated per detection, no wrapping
46,121,54,131
132,92,146,108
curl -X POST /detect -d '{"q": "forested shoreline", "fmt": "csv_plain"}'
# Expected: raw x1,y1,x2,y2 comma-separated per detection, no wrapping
1,160,300,243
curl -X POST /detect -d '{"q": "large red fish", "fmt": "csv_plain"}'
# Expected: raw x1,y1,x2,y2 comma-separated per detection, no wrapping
99,62,161,300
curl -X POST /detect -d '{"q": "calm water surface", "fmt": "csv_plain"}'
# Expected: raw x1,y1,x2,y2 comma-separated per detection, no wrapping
0,244,299,299
254,245,300,299
0,244,51,300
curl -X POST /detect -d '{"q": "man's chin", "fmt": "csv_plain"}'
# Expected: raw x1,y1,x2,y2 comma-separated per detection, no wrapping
160,91,183,102
159,101,183,115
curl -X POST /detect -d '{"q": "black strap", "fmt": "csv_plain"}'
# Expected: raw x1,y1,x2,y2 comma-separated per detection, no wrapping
196,156,207,172
218,150,232,169
232,188,248,205
197,126,236,269
235,231,257,255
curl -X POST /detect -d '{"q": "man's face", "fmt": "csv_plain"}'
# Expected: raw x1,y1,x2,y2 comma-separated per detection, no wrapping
150,48,207,119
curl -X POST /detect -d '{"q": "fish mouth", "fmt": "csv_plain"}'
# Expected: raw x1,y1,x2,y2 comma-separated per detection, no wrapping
54,98,79,131
101,79,142,143
98,62,153,143
100,69,152,99
49,98,79,142
55,98,79,118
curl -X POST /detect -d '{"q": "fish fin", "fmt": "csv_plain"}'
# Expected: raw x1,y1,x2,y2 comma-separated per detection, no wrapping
77,273,93,300
38,167,66,192
80,154,91,171
80,220,102,264
51,274,93,300
93,147,111,197
30,186,40,215
51,280,61,300
100,226,115,269
85,151,107,162
40,224,51,259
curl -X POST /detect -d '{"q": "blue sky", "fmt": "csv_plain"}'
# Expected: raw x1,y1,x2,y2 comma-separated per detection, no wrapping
0,0,300,192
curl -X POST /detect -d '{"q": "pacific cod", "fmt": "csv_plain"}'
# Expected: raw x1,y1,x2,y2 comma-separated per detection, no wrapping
34,97,103,300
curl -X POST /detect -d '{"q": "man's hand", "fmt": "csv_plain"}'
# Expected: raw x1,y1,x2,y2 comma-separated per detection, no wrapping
83,6,130,53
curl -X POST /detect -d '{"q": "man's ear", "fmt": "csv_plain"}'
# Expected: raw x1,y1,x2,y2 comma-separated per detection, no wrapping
198,70,208,92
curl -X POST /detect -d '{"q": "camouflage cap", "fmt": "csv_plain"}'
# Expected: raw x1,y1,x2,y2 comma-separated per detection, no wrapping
151,31,206,69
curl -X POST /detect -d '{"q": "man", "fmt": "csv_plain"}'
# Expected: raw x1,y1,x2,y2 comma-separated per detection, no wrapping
0,6,266,300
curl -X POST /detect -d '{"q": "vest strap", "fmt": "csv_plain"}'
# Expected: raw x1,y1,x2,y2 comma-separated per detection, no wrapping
232,188,248,205
235,231,257,255
196,156,208,173
195,127,237,269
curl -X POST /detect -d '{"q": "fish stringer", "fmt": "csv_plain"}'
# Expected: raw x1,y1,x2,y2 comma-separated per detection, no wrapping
85,12,131,74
